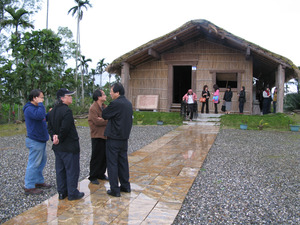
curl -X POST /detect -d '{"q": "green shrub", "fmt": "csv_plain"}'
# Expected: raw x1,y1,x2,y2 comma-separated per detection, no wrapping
284,93,300,111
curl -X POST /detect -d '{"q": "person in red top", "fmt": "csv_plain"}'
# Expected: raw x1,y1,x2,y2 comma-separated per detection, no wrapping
263,87,272,115
182,89,197,121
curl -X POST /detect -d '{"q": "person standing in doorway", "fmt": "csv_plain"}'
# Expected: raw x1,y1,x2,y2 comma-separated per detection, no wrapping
262,87,272,115
182,89,197,121
273,87,277,113
23,89,51,195
212,84,220,114
102,83,133,197
201,85,210,114
48,88,84,201
88,89,108,185
223,86,233,114
238,86,246,114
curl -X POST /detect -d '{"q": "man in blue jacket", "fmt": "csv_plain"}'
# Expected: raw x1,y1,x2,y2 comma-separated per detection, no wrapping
23,89,51,195
102,83,133,197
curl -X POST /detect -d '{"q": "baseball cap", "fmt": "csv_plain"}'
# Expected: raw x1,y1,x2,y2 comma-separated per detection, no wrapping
57,88,75,99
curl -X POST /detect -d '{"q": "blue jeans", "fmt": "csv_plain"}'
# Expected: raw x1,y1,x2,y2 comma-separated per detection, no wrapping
25,138,47,189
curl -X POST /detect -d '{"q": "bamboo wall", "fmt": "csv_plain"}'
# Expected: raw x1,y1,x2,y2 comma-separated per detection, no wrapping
128,38,253,113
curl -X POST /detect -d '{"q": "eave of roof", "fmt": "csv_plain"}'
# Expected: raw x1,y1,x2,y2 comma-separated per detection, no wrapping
107,19,300,79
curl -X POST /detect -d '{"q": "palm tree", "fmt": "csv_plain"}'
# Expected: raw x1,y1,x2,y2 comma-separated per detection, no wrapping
1,6,34,36
96,58,108,87
1,6,34,120
46,0,49,29
90,69,96,92
68,0,92,104
77,55,92,105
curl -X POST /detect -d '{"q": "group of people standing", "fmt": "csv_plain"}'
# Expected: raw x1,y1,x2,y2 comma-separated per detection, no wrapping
182,84,247,118
23,83,133,200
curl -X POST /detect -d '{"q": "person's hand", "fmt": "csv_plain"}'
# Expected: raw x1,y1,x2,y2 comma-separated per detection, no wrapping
53,134,59,145
34,96,44,104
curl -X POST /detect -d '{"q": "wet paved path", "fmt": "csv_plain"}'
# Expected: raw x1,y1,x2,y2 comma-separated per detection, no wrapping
4,124,219,224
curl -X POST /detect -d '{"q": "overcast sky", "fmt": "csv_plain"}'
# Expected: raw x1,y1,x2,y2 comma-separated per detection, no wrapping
33,0,300,71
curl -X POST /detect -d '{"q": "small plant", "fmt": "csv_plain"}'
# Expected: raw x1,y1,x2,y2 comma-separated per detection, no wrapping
157,115,163,122
135,113,144,121
258,119,268,130
289,113,297,125
241,116,248,125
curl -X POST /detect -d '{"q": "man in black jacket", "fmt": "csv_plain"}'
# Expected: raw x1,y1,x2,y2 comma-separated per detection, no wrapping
48,88,84,201
102,83,133,197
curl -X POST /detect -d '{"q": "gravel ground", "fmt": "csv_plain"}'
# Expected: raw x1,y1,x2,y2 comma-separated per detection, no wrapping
0,125,177,224
173,129,300,224
1,127,299,224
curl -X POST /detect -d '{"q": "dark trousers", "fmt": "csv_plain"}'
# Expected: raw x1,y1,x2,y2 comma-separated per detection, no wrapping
201,101,209,113
214,103,218,114
106,138,130,194
54,151,80,197
239,101,244,113
187,104,194,119
263,99,270,115
273,101,277,113
89,138,107,181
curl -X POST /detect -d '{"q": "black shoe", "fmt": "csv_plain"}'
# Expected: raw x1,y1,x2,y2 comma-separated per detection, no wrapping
68,192,84,201
35,183,52,189
120,187,131,193
24,188,43,195
58,193,68,200
90,179,99,185
107,190,120,197
99,175,109,181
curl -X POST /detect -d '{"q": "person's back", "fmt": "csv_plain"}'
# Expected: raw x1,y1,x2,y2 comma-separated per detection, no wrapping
48,103,79,153
102,83,133,197
47,88,84,201
103,95,133,140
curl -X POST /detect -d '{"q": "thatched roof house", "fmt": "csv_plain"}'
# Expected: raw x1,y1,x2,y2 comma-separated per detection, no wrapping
107,19,299,114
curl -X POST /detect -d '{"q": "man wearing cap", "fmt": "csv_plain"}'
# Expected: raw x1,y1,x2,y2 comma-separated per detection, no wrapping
23,89,52,195
47,88,84,201
102,83,133,197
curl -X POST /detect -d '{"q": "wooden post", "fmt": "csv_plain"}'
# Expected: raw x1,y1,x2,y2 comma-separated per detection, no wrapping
277,64,285,113
167,64,173,112
121,62,130,98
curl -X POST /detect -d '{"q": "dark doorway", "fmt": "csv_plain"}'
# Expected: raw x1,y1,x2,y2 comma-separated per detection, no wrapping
173,66,192,103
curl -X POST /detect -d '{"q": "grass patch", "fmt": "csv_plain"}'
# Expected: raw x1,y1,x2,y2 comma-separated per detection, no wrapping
75,111,184,126
133,111,183,125
1,112,299,137
0,123,27,137
75,118,89,127
220,113,298,131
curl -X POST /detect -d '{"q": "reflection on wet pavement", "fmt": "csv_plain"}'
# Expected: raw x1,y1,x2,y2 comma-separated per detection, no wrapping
4,125,219,225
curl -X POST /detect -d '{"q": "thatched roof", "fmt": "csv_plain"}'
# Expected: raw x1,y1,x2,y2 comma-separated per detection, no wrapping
107,19,300,80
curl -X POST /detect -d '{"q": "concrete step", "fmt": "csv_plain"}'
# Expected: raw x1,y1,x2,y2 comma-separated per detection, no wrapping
196,113,222,118
183,121,220,126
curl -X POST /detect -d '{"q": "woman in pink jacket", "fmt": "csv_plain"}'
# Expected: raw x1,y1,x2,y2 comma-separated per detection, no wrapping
182,89,197,121
212,84,219,114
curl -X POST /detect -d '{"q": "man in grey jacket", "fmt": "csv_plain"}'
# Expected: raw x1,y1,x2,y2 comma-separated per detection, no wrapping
102,83,133,197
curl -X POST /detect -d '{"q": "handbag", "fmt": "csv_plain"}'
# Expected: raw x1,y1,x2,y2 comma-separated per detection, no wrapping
221,103,226,112
199,97,206,103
